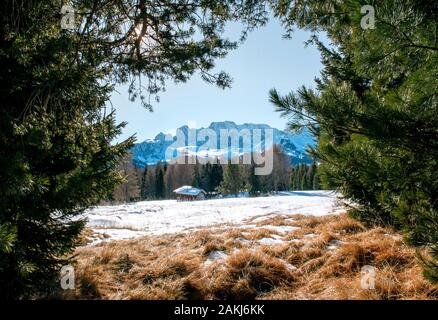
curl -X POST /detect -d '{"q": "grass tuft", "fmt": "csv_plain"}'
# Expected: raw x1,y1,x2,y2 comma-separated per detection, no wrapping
64,214,437,300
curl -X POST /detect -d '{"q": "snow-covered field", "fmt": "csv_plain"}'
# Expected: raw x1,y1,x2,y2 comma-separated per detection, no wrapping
85,191,343,244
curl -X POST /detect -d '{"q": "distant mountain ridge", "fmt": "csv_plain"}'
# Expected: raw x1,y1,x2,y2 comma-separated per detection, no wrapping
131,121,316,167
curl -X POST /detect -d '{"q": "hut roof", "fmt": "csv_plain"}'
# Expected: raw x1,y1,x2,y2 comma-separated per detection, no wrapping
173,186,206,196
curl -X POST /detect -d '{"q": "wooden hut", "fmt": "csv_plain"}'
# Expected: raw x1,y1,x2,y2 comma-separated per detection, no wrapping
173,186,206,201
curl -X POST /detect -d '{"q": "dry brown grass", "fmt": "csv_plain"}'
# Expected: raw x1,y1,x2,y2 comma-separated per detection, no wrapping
64,214,438,300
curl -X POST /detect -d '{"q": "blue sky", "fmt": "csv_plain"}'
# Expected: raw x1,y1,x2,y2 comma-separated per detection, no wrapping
110,18,325,143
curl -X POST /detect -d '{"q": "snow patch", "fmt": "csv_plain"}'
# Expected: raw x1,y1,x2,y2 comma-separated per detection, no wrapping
90,229,148,245
236,237,251,245
205,251,228,266
258,237,286,245
85,191,340,243
304,233,317,238
260,225,299,234
326,240,343,250
285,263,297,271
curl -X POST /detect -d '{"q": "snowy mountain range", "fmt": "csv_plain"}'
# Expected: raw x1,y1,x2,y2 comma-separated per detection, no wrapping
131,121,315,167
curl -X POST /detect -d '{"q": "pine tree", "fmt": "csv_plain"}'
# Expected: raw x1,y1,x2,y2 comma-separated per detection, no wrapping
140,166,148,200
289,164,320,191
192,164,202,188
270,0,438,282
200,162,211,192
209,160,224,193
164,163,176,198
112,154,140,202
247,164,261,196
304,164,313,190
219,161,242,196
290,166,297,190
0,0,268,298
154,164,166,199
145,167,156,199
298,164,306,190
311,163,320,190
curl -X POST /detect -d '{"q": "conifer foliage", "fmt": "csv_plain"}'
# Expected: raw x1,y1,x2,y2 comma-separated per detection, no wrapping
219,161,243,196
290,163,320,191
130,154,320,201
270,0,438,281
0,0,267,298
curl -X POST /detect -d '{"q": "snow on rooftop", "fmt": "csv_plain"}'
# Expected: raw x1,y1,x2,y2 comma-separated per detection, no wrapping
173,185,205,196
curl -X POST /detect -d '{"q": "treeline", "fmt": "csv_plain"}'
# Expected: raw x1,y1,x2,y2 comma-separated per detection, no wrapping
109,145,321,203
290,163,320,191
